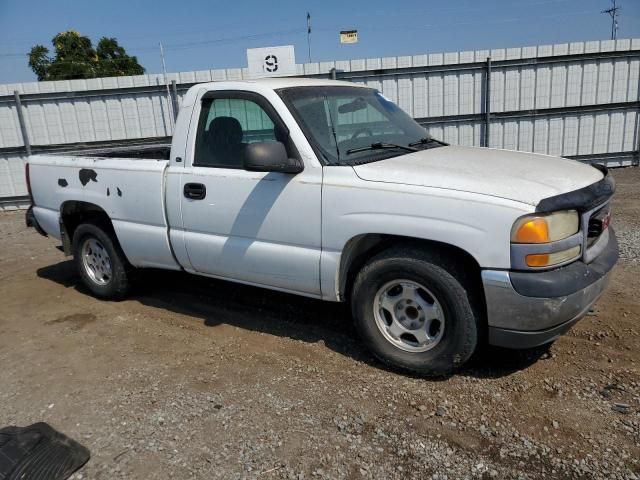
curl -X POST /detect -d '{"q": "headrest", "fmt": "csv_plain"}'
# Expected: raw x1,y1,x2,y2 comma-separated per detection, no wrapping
207,116,243,146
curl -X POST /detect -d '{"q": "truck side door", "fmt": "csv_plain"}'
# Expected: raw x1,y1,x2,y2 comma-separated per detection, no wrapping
178,90,322,296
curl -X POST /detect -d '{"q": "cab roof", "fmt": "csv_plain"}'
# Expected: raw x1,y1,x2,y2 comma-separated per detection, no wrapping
182,77,371,107
198,77,368,91
246,77,368,89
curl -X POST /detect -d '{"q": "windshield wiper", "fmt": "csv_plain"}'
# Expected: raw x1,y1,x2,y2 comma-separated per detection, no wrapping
408,137,447,147
346,142,418,155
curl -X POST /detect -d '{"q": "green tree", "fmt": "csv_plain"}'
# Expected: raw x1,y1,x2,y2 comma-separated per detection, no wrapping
28,31,145,81
27,45,51,81
96,37,145,77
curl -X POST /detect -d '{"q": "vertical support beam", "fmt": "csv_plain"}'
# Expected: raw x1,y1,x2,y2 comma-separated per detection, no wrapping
306,12,312,63
329,67,337,80
171,80,179,122
635,106,640,166
159,41,175,131
13,91,31,156
483,57,491,148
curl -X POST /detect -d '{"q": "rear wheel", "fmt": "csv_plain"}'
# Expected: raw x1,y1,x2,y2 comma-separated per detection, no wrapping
72,222,132,299
351,247,479,376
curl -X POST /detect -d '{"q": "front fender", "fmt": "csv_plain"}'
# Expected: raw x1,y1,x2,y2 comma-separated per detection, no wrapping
319,166,532,301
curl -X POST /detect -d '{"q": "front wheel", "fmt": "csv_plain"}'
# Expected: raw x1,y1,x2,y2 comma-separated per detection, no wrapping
351,247,479,376
72,222,132,300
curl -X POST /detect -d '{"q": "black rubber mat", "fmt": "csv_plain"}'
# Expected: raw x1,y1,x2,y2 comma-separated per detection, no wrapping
0,422,90,480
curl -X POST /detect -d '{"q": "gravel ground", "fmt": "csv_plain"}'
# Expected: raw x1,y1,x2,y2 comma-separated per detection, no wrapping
0,167,638,480
614,167,640,263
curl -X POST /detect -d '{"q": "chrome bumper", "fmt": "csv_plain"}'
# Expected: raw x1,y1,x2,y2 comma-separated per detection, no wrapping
483,228,618,349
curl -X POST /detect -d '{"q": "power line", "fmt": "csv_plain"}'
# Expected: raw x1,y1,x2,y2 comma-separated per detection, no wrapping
0,52,28,58
0,0,580,50
0,27,306,58
602,0,621,40
314,9,597,34
162,28,305,52
0,7,623,62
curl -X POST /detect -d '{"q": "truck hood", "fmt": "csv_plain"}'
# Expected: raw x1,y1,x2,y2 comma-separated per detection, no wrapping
352,146,603,207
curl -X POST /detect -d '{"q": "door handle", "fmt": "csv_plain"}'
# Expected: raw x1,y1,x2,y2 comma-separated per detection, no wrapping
183,183,206,200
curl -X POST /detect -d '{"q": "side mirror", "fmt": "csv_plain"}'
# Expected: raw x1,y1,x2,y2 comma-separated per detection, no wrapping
243,141,303,174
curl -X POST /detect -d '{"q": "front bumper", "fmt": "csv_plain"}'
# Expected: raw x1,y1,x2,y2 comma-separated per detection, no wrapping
483,228,618,349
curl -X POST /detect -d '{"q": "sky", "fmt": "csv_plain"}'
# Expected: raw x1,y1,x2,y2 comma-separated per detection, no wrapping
1,0,639,84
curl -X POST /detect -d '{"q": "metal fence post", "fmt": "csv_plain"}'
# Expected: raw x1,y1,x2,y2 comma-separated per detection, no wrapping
483,57,491,148
13,91,31,156
170,80,179,123
635,106,640,166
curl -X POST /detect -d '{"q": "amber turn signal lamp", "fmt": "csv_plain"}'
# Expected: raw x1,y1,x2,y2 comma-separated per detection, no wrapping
514,218,549,244
525,253,551,267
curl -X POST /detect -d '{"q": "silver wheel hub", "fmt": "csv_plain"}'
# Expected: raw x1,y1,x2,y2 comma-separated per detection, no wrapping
373,280,445,353
81,237,112,286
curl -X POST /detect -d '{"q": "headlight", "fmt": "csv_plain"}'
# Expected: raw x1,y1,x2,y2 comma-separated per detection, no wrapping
511,210,581,269
511,210,579,243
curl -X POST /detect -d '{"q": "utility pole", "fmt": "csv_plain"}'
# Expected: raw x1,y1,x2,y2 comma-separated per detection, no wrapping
602,0,620,40
306,12,312,63
159,41,175,129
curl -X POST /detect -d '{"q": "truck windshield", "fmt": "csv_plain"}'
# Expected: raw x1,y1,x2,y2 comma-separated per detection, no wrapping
277,86,445,165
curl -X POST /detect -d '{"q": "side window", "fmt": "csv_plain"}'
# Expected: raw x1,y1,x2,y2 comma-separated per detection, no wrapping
194,97,279,168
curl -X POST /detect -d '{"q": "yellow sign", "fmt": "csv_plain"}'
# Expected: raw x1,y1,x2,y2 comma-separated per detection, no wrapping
340,30,358,44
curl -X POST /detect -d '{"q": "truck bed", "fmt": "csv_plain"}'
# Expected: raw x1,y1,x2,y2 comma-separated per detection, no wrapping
29,153,179,270
65,144,171,160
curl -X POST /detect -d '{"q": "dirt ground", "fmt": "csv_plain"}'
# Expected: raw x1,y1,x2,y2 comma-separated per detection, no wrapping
1,168,639,480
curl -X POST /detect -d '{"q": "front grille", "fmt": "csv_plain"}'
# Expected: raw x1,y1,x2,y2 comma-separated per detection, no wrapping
585,204,611,250
588,216,604,239
588,221,603,237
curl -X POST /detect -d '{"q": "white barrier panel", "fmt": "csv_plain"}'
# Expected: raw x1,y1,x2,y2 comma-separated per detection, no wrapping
1,38,639,200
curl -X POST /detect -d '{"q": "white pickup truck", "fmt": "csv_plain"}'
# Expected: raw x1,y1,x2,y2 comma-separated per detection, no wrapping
26,78,618,376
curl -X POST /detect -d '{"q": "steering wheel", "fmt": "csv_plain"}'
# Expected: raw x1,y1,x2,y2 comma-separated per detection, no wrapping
350,128,373,140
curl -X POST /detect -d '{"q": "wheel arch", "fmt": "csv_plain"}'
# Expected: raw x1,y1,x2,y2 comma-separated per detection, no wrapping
59,200,118,256
338,233,484,304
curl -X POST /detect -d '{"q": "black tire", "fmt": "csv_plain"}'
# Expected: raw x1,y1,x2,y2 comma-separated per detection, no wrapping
72,221,132,300
351,246,480,376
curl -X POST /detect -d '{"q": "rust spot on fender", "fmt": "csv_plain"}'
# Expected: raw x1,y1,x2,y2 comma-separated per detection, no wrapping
79,169,98,186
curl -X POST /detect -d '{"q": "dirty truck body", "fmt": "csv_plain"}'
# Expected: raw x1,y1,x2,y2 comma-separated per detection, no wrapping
26,78,618,376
